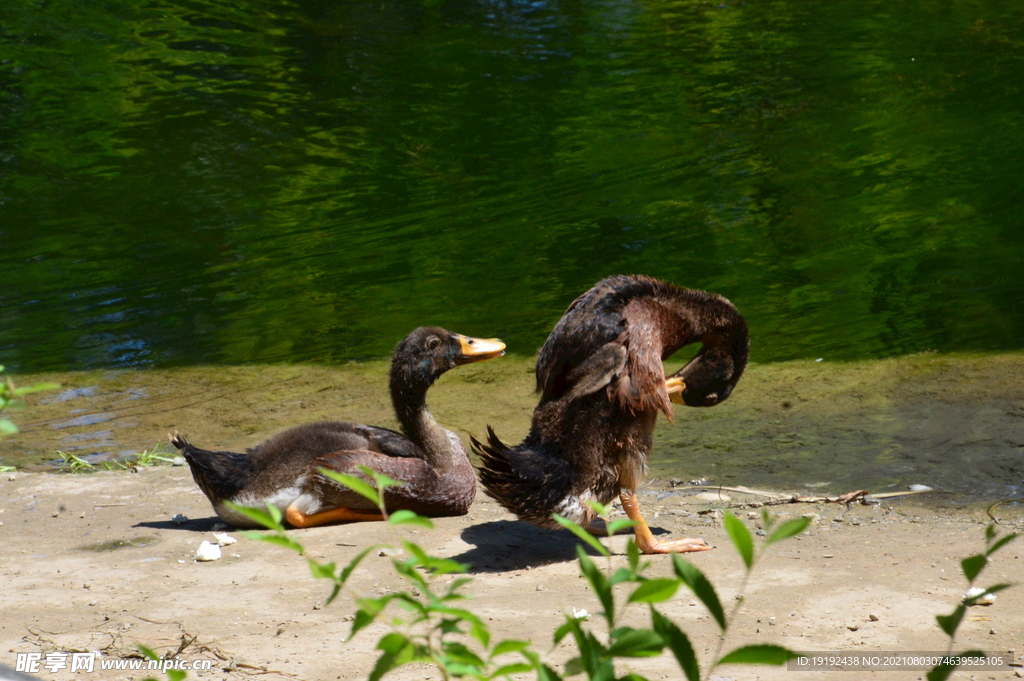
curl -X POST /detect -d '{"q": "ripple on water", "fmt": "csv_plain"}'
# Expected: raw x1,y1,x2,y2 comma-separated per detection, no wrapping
48,413,116,429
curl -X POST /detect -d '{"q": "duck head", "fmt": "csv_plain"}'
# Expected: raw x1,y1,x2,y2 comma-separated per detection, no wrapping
390,327,506,390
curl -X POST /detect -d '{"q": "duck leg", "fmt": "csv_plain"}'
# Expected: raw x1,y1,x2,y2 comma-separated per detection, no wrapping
285,504,384,528
620,492,712,554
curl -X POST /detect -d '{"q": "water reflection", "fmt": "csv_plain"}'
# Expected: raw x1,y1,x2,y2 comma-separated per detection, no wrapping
1,0,1023,371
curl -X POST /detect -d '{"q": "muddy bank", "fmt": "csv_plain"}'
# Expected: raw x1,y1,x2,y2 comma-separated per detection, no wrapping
2,352,1022,504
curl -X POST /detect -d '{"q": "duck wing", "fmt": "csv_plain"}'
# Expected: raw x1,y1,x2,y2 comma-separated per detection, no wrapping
249,421,426,461
536,275,712,416
308,447,474,516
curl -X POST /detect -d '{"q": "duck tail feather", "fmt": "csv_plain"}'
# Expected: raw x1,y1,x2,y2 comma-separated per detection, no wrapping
473,426,574,529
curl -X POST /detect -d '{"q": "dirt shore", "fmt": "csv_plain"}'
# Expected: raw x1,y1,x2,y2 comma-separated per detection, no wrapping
1,466,1022,681
2,352,1023,679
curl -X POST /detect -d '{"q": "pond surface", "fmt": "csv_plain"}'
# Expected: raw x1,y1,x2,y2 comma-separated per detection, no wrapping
2,0,1024,371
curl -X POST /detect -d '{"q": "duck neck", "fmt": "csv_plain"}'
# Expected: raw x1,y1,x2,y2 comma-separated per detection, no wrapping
390,373,459,473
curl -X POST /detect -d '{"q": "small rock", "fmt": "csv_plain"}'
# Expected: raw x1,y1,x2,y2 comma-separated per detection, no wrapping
868,614,879,622
195,541,222,561
756,528,766,536
536,585,546,591
802,513,820,523
694,492,730,502
52,511,59,518
172,513,188,525
823,554,834,559
8,474,17,481
172,457,186,466
83,583,92,590
847,625,859,631
213,532,237,546
378,548,403,557
964,587,996,605
989,628,996,635
313,601,322,610
747,512,758,519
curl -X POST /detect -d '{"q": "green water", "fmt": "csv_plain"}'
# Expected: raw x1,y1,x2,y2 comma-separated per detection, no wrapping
2,0,1023,371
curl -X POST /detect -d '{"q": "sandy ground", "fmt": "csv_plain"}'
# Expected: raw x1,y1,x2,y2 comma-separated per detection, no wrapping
2,352,1023,679
1,466,1022,681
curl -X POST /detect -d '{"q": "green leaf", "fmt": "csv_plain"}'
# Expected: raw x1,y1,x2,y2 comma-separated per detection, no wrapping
605,627,664,658
442,641,486,668
652,609,699,681
986,532,1018,557
167,669,186,681
307,559,336,581
137,645,159,661
492,663,533,677
605,518,637,536
671,555,726,630
936,604,965,637
961,554,987,582
0,419,18,436
926,663,956,681
553,513,609,557
577,547,614,623
627,579,680,604
553,619,577,645
349,595,395,639
252,533,305,554
964,583,1012,604
339,545,383,586
368,633,414,681
490,639,531,658
226,502,285,532
324,582,341,607
926,650,987,681
445,576,474,598
765,517,811,547
388,509,434,528
723,512,754,569
718,644,798,665
471,618,491,648
626,537,640,574
608,567,633,587
358,465,400,492
12,382,60,397
318,468,380,508
563,657,584,676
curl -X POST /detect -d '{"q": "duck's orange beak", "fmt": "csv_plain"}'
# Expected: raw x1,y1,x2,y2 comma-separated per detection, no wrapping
665,376,686,405
454,335,506,364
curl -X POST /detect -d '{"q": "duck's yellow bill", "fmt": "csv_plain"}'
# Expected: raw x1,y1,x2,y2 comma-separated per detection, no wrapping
666,376,686,405
455,335,506,364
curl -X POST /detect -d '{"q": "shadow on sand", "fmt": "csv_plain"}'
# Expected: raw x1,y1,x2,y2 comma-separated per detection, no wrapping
451,519,669,573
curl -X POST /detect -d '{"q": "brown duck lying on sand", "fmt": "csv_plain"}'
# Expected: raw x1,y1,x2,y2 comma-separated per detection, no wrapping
474,275,749,554
171,327,505,528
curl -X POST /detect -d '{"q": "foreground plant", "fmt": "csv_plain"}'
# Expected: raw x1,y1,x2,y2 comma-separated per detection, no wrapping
234,467,808,680
555,503,808,680
927,524,1017,681
0,365,59,438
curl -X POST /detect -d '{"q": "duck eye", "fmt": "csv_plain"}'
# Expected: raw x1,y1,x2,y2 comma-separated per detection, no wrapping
427,337,441,350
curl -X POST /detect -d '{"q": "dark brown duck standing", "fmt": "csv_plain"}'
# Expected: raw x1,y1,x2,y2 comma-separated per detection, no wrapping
474,275,749,554
170,327,505,529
